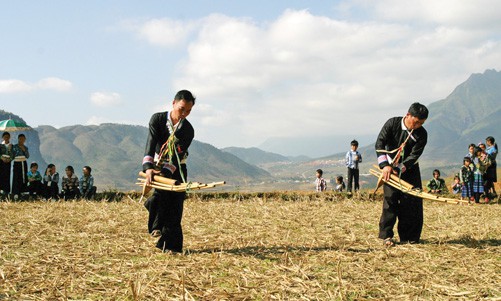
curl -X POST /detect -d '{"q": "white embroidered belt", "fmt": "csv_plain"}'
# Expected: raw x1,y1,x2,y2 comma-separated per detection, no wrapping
14,156,27,162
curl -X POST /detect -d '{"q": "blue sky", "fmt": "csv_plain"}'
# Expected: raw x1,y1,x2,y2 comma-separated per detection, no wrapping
1,0,501,153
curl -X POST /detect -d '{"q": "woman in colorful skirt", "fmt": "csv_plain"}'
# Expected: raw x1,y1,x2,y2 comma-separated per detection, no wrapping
472,147,491,203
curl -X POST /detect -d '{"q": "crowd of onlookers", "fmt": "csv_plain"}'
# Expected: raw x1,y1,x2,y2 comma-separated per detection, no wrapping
313,136,498,204
426,136,498,203
315,139,361,193
0,131,97,201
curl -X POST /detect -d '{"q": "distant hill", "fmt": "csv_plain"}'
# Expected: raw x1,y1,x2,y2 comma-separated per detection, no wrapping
264,69,501,184
3,69,500,192
222,147,291,166
422,69,501,166
258,134,375,158
35,124,271,191
189,143,271,181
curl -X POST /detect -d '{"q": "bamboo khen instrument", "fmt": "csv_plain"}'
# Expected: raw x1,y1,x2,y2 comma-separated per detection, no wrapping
138,171,180,185
137,172,226,193
369,166,470,205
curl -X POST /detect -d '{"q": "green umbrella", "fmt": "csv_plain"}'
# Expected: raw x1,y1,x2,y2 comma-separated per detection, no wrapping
0,119,32,132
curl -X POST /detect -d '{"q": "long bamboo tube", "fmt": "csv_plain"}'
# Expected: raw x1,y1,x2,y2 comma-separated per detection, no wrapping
138,171,180,185
371,165,414,189
369,168,470,204
136,179,226,192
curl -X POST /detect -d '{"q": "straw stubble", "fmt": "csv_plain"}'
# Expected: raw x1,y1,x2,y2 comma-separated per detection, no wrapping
0,193,499,300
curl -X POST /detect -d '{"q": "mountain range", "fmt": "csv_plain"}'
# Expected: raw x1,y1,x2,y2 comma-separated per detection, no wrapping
1,69,499,191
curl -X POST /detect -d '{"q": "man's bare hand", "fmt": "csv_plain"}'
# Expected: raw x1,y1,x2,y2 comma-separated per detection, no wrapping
145,169,161,185
382,165,395,182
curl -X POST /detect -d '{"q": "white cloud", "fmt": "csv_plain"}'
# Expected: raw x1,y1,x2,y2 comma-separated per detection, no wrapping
36,77,73,91
133,7,501,149
125,18,198,47
0,77,73,94
352,0,501,29
0,79,32,93
86,116,110,125
90,92,122,107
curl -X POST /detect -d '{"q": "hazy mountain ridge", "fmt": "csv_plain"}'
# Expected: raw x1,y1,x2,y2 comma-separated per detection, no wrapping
252,69,501,183
32,123,271,190
221,147,292,166
2,69,499,191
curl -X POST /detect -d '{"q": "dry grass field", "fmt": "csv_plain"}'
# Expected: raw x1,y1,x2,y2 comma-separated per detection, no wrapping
1,191,500,300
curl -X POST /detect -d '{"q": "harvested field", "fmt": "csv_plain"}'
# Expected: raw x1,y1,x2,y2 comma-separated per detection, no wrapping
0,192,500,300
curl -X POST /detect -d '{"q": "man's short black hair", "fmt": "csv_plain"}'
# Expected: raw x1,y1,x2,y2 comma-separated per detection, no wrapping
316,169,323,176
408,102,429,119
174,90,196,104
350,139,358,146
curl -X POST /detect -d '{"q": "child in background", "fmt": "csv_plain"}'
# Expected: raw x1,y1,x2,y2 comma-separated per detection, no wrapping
450,174,461,195
334,176,346,192
460,157,474,202
80,166,97,199
345,139,362,193
43,163,60,199
61,165,80,200
315,169,327,192
473,146,491,203
27,162,43,198
426,169,447,194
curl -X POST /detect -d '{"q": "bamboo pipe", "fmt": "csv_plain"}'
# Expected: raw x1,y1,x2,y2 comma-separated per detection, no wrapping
137,179,177,190
369,169,414,191
138,171,180,185
371,165,414,189
369,169,469,204
136,179,226,192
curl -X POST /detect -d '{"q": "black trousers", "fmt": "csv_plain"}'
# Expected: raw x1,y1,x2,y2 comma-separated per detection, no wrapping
0,161,11,194
378,168,424,243
144,189,185,253
347,168,360,192
12,161,28,195
28,180,43,196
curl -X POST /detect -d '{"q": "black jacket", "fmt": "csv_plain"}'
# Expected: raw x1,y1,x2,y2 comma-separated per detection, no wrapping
375,116,427,175
142,111,194,181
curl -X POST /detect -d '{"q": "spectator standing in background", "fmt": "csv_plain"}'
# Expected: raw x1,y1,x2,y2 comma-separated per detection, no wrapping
315,169,327,192
0,132,13,196
472,147,490,203
484,136,497,198
460,157,474,202
11,134,29,200
345,139,362,193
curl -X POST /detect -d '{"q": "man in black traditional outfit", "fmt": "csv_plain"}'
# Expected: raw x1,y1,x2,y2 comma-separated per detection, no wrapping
375,102,428,247
142,90,195,253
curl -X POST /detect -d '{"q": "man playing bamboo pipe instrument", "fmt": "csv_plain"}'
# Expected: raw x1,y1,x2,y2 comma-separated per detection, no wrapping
375,102,428,247
142,90,195,253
